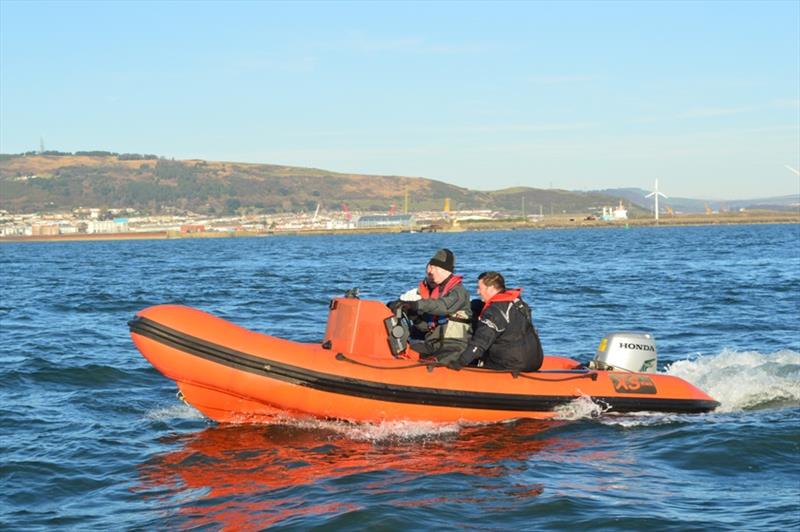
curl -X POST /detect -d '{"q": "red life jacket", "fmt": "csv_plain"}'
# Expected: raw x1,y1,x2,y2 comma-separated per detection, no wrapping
479,288,522,318
417,275,463,299
417,275,464,329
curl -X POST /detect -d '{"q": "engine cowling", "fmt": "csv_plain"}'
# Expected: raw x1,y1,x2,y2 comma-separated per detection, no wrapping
590,332,657,372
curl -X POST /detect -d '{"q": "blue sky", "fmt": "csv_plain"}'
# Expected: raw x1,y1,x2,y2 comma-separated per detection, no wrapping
1,1,798,200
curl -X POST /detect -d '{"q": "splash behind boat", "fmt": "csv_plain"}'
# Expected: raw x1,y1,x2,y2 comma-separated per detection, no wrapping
129,297,719,423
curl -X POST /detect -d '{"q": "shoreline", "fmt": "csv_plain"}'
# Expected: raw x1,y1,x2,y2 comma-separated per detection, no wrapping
1,211,797,243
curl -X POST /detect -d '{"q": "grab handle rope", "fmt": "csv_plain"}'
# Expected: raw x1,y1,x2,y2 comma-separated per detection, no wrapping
335,352,428,369
335,352,598,381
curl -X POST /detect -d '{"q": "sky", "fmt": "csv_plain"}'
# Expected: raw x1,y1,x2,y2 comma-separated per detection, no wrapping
1,1,798,200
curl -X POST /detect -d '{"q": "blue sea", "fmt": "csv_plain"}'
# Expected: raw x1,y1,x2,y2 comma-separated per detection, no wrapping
1,224,799,530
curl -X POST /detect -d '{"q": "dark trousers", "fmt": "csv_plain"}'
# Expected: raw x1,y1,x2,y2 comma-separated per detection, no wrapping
410,339,463,363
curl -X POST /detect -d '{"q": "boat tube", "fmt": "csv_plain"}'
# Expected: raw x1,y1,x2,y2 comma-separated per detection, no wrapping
129,297,719,423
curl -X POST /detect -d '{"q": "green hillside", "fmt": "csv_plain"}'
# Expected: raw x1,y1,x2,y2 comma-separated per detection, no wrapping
0,152,638,216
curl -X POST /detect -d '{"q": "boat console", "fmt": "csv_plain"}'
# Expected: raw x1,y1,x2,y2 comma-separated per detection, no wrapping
323,297,398,360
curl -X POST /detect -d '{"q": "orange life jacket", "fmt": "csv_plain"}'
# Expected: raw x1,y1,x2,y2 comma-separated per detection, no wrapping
417,275,465,329
417,275,463,299
479,288,522,318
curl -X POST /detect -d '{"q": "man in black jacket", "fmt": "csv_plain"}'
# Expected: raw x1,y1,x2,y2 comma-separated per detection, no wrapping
448,271,543,372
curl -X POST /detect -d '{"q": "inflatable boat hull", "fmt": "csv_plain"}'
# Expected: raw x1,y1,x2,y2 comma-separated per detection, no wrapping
130,299,719,423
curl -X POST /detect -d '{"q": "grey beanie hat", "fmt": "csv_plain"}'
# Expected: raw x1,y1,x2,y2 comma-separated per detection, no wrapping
428,248,455,272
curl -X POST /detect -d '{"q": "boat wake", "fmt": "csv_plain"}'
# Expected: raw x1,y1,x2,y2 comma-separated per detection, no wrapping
145,404,465,440
275,416,464,442
666,348,800,412
146,403,206,422
600,349,800,427
553,394,609,420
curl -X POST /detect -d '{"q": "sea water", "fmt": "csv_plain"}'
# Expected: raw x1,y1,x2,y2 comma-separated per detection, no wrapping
1,224,798,530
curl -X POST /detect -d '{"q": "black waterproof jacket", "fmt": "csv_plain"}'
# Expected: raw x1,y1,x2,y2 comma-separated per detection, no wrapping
458,291,543,371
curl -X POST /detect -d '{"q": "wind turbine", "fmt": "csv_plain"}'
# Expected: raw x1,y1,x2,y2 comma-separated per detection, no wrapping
785,165,799,176
645,179,668,223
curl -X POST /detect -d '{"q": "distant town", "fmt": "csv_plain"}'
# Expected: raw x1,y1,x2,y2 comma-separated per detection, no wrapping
0,201,636,240
2,200,797,242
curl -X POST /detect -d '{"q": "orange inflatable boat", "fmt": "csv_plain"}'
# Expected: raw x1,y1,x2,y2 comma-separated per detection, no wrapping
129,297,719,423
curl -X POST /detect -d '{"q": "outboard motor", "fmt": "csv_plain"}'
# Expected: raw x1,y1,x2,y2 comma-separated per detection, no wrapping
589,332,657,372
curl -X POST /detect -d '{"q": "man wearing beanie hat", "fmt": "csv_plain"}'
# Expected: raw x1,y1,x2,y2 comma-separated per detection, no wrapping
427,248,455,273
389,248,472,361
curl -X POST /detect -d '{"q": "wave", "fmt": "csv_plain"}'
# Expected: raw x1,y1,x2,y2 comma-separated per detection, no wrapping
145,403,206,422
666,348,800,412
281,417,463,442
555,349,800,427
553,395,609,420
145,404,464,441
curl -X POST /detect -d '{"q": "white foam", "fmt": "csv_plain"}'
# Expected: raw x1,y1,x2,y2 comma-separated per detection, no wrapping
143,405,462,439
267,416,463,442
553,394,609,420
666,348,800,412
329,419,462,442
146,403,205,421
598,411,697,428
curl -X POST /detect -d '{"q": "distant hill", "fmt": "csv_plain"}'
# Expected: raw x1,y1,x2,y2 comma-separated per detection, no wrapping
597,188,800,214
0,152,641,216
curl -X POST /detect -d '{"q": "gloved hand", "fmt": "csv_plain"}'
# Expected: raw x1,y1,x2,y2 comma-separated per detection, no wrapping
398,288,421,302
388,300,404,312
402,301,418,313
446,359,464,371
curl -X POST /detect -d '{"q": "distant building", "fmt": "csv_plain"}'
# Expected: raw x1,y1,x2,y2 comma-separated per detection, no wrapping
602,202,628,221
1,225,28,237
59,224,78,234
87,220,129,233
355,214,416,229
31,224,59,236
180,224,206,233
